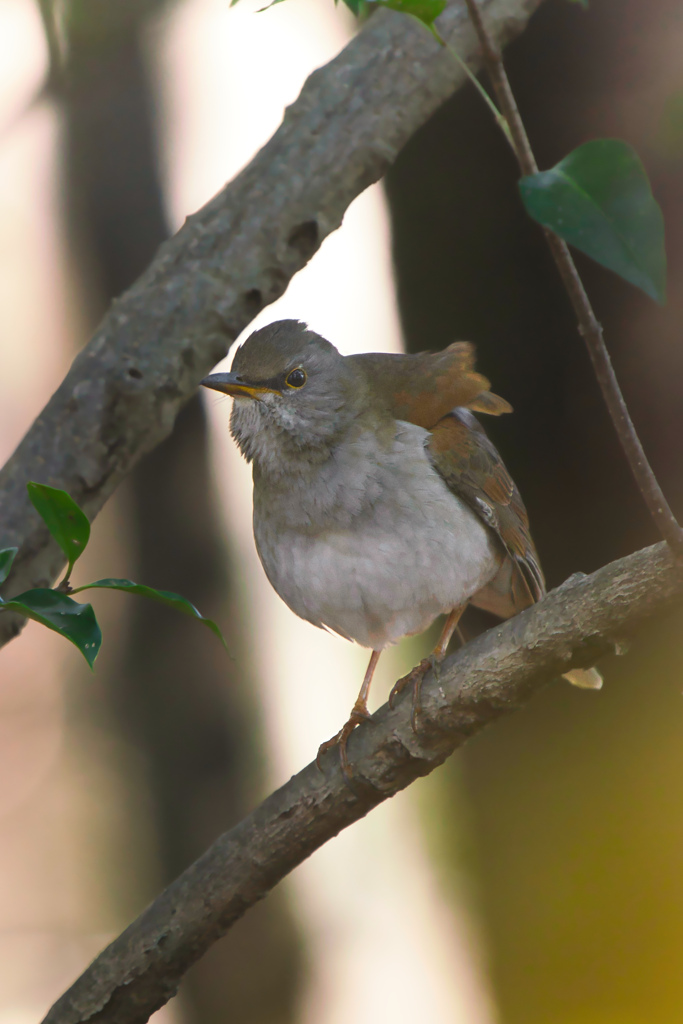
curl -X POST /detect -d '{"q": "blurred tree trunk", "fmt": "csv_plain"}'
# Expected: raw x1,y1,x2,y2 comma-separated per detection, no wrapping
386,1,683,1021
50,3,302,1021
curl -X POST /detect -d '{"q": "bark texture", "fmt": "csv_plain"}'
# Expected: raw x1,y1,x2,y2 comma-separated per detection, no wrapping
42,541,683,1024
0,0,544,643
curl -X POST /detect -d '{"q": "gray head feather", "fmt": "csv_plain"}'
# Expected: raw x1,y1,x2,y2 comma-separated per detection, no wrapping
229,320,368,468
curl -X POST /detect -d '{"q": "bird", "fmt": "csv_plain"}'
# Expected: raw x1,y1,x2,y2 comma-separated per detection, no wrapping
201,319,601,776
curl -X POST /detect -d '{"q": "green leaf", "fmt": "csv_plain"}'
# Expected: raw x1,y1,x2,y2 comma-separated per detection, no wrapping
341,0,366,13
0,588,101,668
519,139,666,304
373,0,445,25
27,482,91,578
72,578,228,649
0,548,18,586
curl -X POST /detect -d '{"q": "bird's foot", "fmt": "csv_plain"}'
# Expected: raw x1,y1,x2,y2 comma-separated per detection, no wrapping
316,702,373,780
389,654,441,731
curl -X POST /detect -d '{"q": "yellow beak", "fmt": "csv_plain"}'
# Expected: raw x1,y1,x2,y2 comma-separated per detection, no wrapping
200,372,279,399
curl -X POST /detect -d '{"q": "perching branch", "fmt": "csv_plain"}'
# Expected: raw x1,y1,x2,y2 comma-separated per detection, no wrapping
0,0,546,647
463,0,683,557
42,541,683,1024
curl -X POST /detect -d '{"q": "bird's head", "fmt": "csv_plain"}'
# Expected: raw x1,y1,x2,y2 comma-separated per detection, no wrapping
201,320,366,465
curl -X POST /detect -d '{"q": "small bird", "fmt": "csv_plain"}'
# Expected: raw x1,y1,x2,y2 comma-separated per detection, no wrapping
201,320,601,775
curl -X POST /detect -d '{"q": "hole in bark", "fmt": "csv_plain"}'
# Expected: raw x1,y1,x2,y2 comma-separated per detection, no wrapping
287,220,319,259
245,288,262,312
127,367,143,380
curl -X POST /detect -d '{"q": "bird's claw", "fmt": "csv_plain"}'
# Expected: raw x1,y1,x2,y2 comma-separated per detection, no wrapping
316,704,372,781
389,658,427,709
389,654,440,731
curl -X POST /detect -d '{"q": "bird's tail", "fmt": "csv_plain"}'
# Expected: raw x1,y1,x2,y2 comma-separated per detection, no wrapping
563,667,603,690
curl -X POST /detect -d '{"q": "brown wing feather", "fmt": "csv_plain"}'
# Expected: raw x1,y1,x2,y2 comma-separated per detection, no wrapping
349,342,511,430
427,408,545,615
427,409,602,686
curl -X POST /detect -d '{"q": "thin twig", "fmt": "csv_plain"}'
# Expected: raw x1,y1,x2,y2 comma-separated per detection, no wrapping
429,23,514,148
35,0,64,91
463,0,683,558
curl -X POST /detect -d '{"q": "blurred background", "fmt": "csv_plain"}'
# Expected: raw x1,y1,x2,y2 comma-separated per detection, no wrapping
0,0,682,1022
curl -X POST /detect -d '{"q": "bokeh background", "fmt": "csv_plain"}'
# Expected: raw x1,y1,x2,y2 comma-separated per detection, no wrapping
1,0,682,1022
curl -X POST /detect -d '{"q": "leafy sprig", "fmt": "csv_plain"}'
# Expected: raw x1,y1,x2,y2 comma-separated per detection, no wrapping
0,484,228,668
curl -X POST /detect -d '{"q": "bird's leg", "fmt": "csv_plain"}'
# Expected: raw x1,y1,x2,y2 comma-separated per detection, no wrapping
433,604,467,660
317,649,381,778
389,605,467,730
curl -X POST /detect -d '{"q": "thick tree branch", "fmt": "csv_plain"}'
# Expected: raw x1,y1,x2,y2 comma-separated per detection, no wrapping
41,541,682,1024
0,0,545,644
463,0,683,556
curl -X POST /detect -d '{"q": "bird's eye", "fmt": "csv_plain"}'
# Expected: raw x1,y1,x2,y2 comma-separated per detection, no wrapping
286,368,307,388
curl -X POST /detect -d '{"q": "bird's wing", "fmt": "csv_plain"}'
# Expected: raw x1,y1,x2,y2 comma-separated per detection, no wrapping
427,408,545,613
428,410,603,688
349,342,511,430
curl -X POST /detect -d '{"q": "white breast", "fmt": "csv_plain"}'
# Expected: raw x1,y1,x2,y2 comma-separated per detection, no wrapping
253,421,501,649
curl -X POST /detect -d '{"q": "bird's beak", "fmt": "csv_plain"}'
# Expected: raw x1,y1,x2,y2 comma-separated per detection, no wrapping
200,372,278,400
